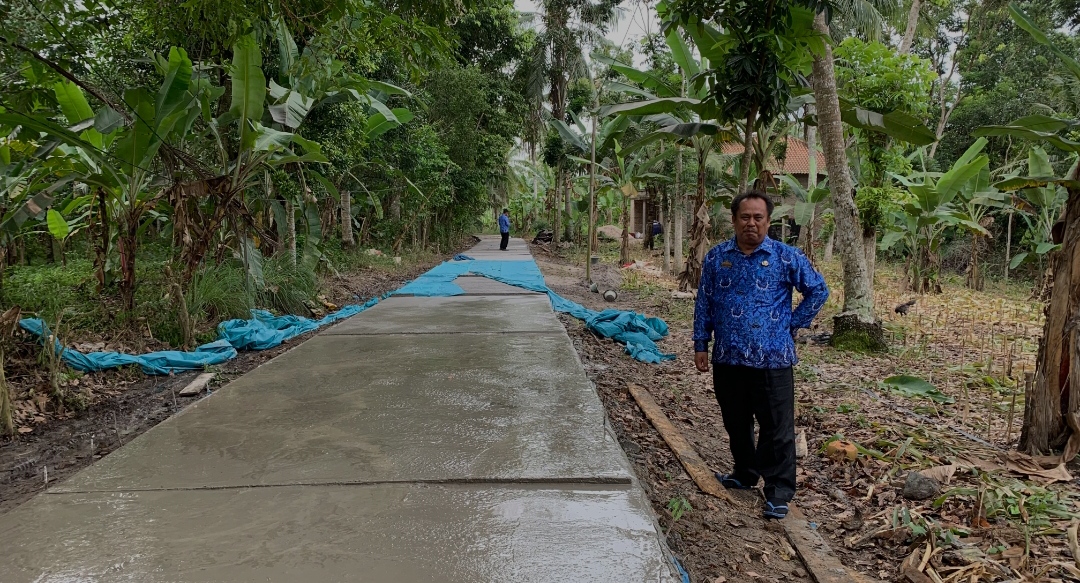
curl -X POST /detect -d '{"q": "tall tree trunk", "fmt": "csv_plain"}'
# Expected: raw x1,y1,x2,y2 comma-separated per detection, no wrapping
739,107,758,193
1021,177,1080,454
1005,210,1014,282
286,200,297,266
674,146,684,275
117,218,138,313
899,0,921,54
863,227,876,286
552,170,561,246
94,188,109,293
679,144,710,291
812,13,884,350
390,190,401,221
341,190,354,247
0,347,12,436
824,229,835,261
803,102,819,262
620,191,630,265
564,173,573,242
660,141,671,274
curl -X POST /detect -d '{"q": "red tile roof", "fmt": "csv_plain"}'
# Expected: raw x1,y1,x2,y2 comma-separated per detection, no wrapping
719,136,827,176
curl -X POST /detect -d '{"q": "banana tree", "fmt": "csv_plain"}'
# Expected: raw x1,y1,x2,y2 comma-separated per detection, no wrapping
584,141,674,265
0,139,81,282
969,3,1080,455
166,34,326,281
0,46,205,310
551,110,631,244
776,174,830,263
265,20,411,251
596,24,722,289
967,2,1080,455
953,159,1007,291
882,138,992,293
991,147,1070,297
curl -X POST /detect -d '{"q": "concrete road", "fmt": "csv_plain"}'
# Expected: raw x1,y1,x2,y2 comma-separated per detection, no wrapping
0,236,675,582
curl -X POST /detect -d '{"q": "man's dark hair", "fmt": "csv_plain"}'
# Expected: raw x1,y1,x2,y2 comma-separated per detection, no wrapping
502,208,509,213
731,190,774,218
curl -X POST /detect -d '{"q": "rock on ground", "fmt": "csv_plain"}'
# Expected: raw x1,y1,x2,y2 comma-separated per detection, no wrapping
902,471,942,501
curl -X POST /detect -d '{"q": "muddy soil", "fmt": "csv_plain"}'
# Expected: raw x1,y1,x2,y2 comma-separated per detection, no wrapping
0,245,468,514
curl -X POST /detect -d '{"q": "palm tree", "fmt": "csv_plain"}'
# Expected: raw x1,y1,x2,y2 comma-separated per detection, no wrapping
519,0,623,242
809,0,901,350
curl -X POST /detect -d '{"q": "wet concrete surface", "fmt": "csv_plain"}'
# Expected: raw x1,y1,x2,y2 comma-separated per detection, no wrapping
325,295,556,335
1,484,669,583
1,236,674,582
51,333,629,491
462,237,533,261
453,274,540,295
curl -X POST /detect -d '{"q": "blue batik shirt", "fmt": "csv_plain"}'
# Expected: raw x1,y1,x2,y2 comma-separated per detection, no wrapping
498,214,510,233
693,237,829,369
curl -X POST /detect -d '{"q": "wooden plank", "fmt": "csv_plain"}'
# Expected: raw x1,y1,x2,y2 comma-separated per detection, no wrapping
628,383,876,583
178,372,216,397
627,383,733,503
785,506,881,583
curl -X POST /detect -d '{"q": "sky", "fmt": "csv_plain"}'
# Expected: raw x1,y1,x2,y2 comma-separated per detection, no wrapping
512,0,661,65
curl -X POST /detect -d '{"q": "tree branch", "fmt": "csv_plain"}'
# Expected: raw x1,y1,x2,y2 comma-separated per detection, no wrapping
0,36,129,122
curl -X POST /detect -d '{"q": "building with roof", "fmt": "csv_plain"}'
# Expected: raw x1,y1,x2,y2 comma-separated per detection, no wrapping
718,136,827,190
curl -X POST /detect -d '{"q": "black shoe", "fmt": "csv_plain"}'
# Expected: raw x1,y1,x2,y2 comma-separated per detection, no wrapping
715,472,754,490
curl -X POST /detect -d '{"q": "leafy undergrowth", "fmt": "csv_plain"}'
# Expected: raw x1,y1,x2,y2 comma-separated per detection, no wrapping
541,242,1080,583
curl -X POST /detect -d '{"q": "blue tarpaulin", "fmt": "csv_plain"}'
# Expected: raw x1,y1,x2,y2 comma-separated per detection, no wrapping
395,259,675,364
18,256,673,375
19,296,383,375
218,297,379,351
19,319,237,375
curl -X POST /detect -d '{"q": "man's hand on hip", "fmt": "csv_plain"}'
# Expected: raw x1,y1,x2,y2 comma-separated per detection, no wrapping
694,352,710,373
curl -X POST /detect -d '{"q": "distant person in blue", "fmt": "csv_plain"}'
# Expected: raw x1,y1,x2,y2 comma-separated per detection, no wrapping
693,190,829,520
498,208,511,251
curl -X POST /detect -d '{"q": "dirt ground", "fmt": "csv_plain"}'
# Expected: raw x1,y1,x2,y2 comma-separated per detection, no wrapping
536,241,1080,583
0,245,467,514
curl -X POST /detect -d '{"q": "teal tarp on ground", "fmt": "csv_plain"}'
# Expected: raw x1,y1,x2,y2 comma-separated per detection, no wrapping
18,319,237,376
18,256,672,374
395,259,675,364
19,296,383,375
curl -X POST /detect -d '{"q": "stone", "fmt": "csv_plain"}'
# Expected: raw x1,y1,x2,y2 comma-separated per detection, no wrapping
825,440,857,462
902,471,941,501
795,429,808,458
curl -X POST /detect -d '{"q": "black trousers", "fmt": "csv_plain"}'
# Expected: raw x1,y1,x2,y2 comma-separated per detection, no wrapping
713,364,796,503
500,232,509,250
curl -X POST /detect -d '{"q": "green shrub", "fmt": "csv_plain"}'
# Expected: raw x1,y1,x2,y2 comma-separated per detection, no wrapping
187,263,254,322
258,255,317,315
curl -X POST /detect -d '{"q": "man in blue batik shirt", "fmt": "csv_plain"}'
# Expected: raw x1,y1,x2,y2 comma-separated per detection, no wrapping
498,208,511,251
693,190,829,520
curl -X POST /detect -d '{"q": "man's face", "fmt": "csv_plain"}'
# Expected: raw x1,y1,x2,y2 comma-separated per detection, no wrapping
733,197,769,248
